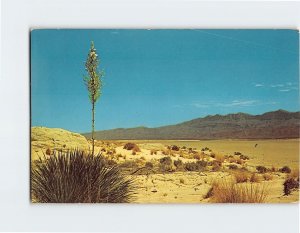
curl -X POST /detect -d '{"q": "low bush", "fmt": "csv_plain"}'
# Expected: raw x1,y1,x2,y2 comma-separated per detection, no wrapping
170,145,180,151
256,166,268,174
279,166,291,174
123,143,141,152
240,154,249,160
174,159,183,168
228,164,238,170
184,160,207,172
283,178,299,195
159,156,173,173
31,150,136,203
193,154,201,160
145,161,154,169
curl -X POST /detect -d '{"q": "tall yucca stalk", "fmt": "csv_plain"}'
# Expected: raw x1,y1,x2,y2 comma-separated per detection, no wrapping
84,41,104,155
31,151,136,203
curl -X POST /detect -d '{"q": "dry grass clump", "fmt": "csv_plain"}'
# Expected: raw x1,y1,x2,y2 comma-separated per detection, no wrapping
150,149,157,155
249,173,261,183
31,150,136,203
262,173,273,181
232,170,249,183
207,179,269,203
215,154,225,163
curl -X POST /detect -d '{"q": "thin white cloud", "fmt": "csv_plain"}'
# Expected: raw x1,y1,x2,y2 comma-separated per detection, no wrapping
190,99,279,109
190,103,209,108
270,82,298,92
271,84,284,88
255,84,264,87
217,100,258,107
279,89,290,92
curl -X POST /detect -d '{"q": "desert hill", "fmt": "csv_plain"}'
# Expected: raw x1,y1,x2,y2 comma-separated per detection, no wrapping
84,110,300,140
31,127,90,160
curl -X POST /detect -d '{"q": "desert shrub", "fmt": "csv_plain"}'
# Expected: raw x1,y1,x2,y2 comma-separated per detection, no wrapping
201,147,210,151
249,173,261,183
132,151,136,155
279,166,291,174
211,162,221,172
234,152,242,156
215,154,225,163
283,178,299,195
150,149,157,155
208,179,269,203
182,146,187,149
193,154,201,160
159,156,173,172
271,166,277,172
232,170,249,183
262,173,273,181
171,145,180,151
123,143,140,152
240,154,249,160
240,167,248,172
289,170,300,180
140,156,146,160
145,161,154,169
179,178,185,184
256,166,268,174
184,160,207,172
31,150,136,203
45,148,51,155
174,159,183,168
236,158,244,165
228,157,236,163
210,153,216,158
161,149,170,156
228,164,238,170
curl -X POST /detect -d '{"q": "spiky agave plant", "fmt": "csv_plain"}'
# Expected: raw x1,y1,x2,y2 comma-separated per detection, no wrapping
31,150,136,203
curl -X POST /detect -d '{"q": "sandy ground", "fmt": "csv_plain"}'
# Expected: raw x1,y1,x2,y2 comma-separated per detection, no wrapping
31,138,299,203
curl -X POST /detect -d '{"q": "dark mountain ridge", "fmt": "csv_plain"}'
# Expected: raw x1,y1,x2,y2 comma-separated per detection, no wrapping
83,110,300,140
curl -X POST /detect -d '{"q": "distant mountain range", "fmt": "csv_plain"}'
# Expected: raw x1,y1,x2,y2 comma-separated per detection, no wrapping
83,110,300,140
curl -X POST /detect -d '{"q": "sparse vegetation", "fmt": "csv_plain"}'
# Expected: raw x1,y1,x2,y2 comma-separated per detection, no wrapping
124,142,141,152
207,179,269,203
262,173,273,181
249,173,261,183
83,41,104,155
228,164,238,170
31,150,136,203
232,170,249,183
256,165,268,174
279,166,291,174
184,160,207,172
283,178,299,196
159,156,173,173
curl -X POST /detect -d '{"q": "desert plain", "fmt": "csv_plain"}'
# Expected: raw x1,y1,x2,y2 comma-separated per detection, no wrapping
31,127,299,203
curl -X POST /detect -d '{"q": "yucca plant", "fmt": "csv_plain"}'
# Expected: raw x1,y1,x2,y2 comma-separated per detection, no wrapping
31,150,136,203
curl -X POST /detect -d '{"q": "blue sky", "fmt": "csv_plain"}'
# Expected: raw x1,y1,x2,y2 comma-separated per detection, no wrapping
31,29,299,133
